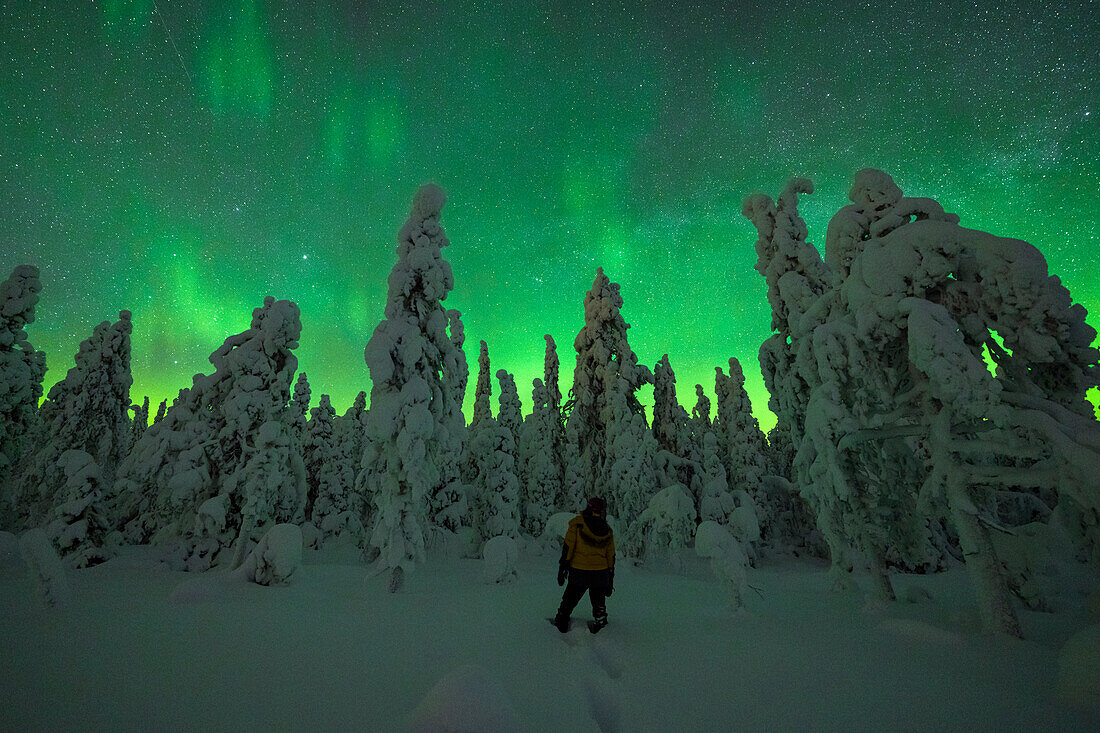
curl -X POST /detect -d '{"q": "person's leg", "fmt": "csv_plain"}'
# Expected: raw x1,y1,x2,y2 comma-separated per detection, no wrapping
589,571,609,627
555,572,589,630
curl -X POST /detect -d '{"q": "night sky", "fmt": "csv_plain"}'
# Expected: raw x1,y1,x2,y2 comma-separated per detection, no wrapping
2,1,1096,430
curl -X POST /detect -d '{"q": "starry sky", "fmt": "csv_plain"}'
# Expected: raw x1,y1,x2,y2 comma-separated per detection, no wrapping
2,0,1097,431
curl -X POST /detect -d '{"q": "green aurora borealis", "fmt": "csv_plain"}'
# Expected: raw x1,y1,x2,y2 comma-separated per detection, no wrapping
2,1,1097,430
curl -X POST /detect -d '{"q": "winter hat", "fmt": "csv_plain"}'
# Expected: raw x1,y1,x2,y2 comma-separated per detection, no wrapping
586,497,607,515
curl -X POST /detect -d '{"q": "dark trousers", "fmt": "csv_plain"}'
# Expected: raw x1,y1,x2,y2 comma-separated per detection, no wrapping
557,568,610,621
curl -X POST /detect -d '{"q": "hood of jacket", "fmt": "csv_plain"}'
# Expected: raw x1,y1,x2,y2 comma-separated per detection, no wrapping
580,510,612,545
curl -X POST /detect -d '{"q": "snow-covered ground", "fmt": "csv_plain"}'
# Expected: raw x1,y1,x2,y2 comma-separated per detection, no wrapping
2,542,1097,732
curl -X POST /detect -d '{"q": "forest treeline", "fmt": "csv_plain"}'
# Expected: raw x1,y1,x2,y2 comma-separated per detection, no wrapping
2,171,1097,638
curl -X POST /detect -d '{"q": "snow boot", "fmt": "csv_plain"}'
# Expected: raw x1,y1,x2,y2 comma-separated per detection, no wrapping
553,613,570,633
589,609,608,633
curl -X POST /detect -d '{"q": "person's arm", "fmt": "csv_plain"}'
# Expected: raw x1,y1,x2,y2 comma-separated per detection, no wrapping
558,521,577,585
607,532,616,594
563,521,578,564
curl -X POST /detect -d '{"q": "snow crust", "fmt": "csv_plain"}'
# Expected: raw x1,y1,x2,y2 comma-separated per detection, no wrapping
2,549,1095,732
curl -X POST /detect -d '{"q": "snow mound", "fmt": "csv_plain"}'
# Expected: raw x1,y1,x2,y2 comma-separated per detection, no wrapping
482,535,518,584
406,664,522,733
541,512,573,546
1057,624,1100,710
19,528,71,608
695,521,749,611
238,524,302,586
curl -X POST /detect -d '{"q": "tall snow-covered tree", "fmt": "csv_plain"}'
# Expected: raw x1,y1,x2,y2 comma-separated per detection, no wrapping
745,178,865,585
304,394,337,521
113,297,305,571
563,268,653,510
0,265,46,528
714,358,771,535
471,340,492,428
699,431,736,523
317,391,367,541
288,372,312,447
436,308,469,532
17,310,133,529
688,384,711,457
360,184,467,590
606,403,660,556
466,416,522,541
46,449,110,568
652,354,690,457
496,369,522,447
130,395,150,447
153,399,167,425
464,352,522,541
746,169,1100,637
463,340,494,513
519,336,565,533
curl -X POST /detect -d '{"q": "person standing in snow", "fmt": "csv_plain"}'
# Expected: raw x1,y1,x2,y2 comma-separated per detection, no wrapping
553,497,615,632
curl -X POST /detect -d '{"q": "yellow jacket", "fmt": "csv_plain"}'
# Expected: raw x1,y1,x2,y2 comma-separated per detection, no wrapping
563,513,615,571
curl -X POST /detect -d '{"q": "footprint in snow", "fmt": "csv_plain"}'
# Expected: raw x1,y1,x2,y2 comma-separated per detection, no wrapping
582,676,621,733
588,642,623,679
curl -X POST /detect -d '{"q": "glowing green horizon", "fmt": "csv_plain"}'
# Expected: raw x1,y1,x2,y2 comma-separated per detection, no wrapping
3,1,1097,432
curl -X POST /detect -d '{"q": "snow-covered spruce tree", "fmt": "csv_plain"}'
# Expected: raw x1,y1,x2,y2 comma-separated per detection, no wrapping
471,340,492,428
112,297,305,571
468,416,522,541
698,430,736,523
745,178,891,592
46,449,110,568
0,264,46,529
462,355,522,541
748,169,1100,636
338,389,368,478
496,369,522,452
360,184,467,590
830,169,1099,634
605,395,660,558
562,268,653,511
652,354,690,457
649,354,702,526
519,335,565,533
543,334,563,418
636,482,696,567
153,399,167,425
436,308,469,532
714,358,773,537
689,383,712,458
129,395,150,447
17,311,133,529
304,394,337,522
521,377,557,534
316,390,368,542
462,340,494,525
288,372,311,448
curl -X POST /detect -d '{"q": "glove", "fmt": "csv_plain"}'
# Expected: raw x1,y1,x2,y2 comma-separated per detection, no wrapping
557,563,568,586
